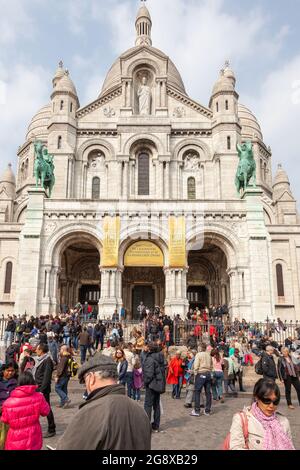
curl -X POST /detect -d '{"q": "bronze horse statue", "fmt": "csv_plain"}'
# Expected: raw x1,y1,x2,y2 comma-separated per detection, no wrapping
34,141,55,197
235,141,256,197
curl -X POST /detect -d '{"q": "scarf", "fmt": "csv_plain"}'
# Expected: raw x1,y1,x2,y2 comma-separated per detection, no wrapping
283,357,297,378
32,352,51,379
251,402,295,450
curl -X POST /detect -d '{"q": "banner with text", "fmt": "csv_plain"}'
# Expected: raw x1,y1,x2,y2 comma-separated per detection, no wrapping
101,216,120,267
169,216,186,268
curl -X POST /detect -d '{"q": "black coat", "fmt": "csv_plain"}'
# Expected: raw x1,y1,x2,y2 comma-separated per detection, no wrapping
262,353,278,380
187,336,198,350
143,350,166,394
35,355,54,395
277,356,298,381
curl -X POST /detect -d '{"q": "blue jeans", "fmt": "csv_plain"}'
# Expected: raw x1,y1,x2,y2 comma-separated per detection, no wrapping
172,376,183,398
125,372,134,398
72,336,79,350
4,331,13,349
55,376,70,405
63,336,70,346
194,372,212,413
80,345,88,364
133,388,141,401
212,371,224,400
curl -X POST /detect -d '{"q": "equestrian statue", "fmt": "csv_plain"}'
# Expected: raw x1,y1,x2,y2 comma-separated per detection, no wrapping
235,141,256,197
34,140,55,197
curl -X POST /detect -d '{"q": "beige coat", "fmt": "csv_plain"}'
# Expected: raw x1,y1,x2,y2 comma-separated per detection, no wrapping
193,351,213,375
229,406,293,450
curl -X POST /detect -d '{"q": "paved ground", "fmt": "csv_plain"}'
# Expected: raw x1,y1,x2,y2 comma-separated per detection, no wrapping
42,380,300,450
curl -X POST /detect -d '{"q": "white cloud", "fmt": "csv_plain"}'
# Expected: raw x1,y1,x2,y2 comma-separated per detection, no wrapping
0,0,37,45
0,63,50,174
245,56,300,205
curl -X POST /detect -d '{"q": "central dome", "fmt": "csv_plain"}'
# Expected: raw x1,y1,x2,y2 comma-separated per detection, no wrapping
100,45,186,97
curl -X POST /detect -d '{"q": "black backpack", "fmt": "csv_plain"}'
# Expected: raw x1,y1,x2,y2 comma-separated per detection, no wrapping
255,356,263,375
149,358,166,394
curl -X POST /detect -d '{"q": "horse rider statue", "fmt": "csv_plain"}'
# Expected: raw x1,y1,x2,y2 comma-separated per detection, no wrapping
235,141,256,197
34,140,55,197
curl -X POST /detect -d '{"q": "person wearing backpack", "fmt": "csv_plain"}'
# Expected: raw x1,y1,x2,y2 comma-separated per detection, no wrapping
260,346,278,381
143,342,166,433
55,345,72,409
225,378,295,450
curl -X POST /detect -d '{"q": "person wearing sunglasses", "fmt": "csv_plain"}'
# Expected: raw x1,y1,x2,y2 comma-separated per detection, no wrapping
228,378,295,450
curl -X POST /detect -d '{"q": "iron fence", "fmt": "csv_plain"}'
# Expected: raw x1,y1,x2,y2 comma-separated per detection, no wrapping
173,319,300,346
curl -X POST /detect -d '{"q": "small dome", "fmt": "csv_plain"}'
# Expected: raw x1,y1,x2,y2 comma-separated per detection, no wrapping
136,3,151,22
26,104,51,141
100,46,186,96
54,71,78,96
238,104,263,141
53,60,65,86
273,164,290,188
211,62,236,96
0,164,15,186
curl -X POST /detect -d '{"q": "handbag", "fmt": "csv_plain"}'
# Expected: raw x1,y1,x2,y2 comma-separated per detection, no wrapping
0,421,9,450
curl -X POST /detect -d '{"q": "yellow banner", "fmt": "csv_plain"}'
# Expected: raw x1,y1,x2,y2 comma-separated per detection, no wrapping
101,216,120,267
169,216,186,267
124,241,164,267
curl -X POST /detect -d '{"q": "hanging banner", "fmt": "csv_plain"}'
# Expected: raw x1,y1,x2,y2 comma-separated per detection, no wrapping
169,216,186,267
101,216,120,267
124,241,164,267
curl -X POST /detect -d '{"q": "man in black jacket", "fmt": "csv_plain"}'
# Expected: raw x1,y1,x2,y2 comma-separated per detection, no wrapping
262,346,278,381
33,343,56,438
142,342,166,433
186,332,198,350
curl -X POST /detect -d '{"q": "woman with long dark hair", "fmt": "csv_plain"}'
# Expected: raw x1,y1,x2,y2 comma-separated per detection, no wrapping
227,378,295,450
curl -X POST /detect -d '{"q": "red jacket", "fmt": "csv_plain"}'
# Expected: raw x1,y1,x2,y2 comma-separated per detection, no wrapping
1,385,50,450
167,357,184,385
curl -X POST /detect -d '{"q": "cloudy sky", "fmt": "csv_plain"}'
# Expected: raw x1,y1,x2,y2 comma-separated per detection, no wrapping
1,0,300,206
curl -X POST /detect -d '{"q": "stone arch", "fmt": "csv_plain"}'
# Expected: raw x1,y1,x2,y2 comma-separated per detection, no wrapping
186,225,239,269
77,138,115,162
119,229,169,268
126,58,160,77
123,133,165,156
14,202,28,223
44,223,103,267
173,138,211,162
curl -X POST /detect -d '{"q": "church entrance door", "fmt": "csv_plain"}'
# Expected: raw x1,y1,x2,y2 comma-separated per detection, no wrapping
132,285,155,320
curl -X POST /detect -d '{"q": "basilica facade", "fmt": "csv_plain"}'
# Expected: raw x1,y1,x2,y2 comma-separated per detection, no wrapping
1,2,300,321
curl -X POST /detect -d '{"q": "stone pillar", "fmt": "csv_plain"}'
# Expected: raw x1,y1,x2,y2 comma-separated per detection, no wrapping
243,188,274,321
124,161,129,198
118,162,123,198
15,188,47,317
98,268,119,318
165,161,170,199
164,268,189,318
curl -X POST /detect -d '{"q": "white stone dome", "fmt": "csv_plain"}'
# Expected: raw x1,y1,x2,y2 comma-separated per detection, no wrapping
26,104,51,141
54,72,77,96
100,46,186,96
136,4,151,22
238,104,263,141
0,164,15,186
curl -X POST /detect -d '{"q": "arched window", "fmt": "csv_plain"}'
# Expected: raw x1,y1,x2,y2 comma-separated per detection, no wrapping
4,262,12,294
225,100,229,110
227,136,231,150
70,102,73,113
57,136,62,149
276,264,284,297
92,177,100,200
138,153,149,195
188,177,196,200
60,100,64,110
25,159,29,179
216,102,219,112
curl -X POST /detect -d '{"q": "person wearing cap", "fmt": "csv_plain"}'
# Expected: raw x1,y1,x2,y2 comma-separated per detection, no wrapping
55,353,151,450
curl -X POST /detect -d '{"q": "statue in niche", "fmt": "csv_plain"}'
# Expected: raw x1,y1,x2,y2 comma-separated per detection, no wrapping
184,152,200,171
137,76,151,115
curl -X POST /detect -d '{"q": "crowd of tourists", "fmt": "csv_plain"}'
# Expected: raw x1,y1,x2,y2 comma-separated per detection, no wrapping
0,303,300,451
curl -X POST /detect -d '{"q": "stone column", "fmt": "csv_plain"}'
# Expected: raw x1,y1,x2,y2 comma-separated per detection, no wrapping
124,161,129,199
118,161,123,198
161,80,167,108
98,268,119,318
165,161,170,199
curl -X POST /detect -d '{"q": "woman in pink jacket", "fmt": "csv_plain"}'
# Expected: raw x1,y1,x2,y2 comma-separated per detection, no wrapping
1,371,50,450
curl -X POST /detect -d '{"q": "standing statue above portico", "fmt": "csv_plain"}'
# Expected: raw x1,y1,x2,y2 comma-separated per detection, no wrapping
137,76,152,115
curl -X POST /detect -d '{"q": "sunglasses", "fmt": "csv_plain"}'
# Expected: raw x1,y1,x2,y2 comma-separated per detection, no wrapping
260,396,280,406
